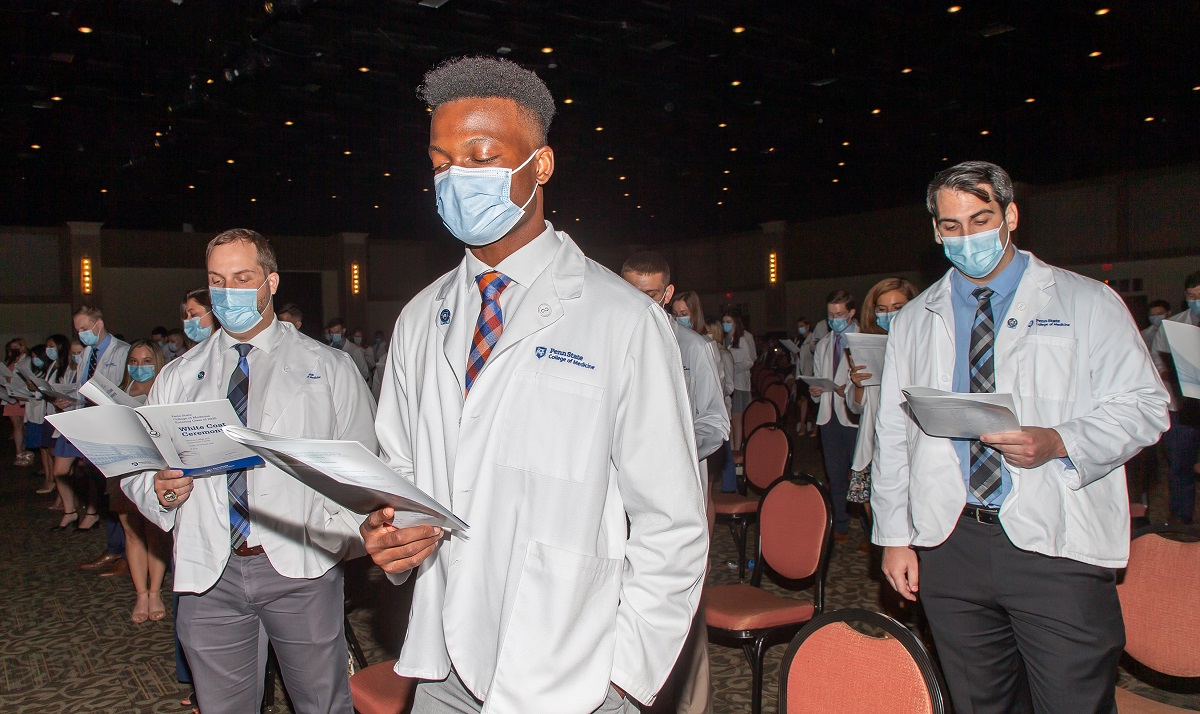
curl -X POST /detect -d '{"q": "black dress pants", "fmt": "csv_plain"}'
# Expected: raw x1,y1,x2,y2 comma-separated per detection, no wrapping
918,515,1124,714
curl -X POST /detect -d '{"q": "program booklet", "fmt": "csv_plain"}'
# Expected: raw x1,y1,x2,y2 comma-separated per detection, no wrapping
45,399,264,479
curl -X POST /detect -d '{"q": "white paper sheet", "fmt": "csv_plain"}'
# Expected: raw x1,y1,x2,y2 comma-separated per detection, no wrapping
46,400,263,478
843,333,888,387
797,374,839,392
902,387,1021,439
1160,319,1200,400
80,373,142,408
223,425,468,531
780,339,802,355
24,371,80,402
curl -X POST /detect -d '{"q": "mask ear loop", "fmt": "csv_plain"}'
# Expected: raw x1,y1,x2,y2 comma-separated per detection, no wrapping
513,150,542,213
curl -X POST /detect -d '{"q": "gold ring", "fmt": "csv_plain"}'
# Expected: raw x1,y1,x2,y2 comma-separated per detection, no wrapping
163,490,178,503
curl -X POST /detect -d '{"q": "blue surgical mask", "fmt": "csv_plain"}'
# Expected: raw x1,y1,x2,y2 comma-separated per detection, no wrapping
210,283,269,334
45,347,59,361
326,332,344,346
353,335,363,345
127,365,155,383
374,337,383,346
434,150,540,246
722,322,734,334
828,317,849,333
1148,314,1165,327
675,316,692,329
184,316,213,343
875,311,895,332
32,356,45,368
797,327,808,337
937,219,1011,279
1189,299,1200,315
78,327,100,346
71,353,82,365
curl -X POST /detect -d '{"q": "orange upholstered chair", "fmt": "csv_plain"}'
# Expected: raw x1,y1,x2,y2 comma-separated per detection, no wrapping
713,423,792,580
779,609,947,714
349,659,417,714
706,474,832,714
1114,526,1200,712
732,398,779,466
762,381,790,420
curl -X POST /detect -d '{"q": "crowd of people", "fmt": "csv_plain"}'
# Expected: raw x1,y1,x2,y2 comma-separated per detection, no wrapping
2,55,1198,714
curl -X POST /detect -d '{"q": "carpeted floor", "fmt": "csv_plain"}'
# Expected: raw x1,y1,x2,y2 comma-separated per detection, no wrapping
0,431,1196,713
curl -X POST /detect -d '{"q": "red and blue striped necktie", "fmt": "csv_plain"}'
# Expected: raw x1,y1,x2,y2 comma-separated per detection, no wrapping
465,270,511,397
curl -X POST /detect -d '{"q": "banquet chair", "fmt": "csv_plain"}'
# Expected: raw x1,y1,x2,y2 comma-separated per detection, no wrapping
732,398,779,467
713,423,792,580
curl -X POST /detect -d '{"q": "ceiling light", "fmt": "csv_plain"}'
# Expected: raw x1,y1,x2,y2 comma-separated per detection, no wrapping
374,205,379,209
637,205,642,209
871,108,881,115
30,144,41,150
226,159,235,164
100,188,107,193
575,218,580,221
331,195,337,199
155,131,163,137
1089,51,1102,57
619,176,626,180
188,185,195,189
1193,86,1200,91
595,126,603,131
980,130,990,135
423,188,429,192
1095,7,1110,15
838,161,845,166
358,66,370,73
842,141,850,146
1144,116,1155,122
947,5,961,12
723,169,731,174
832,178,839,183
541,47,553,54
730,80,742,86
250,198,257,202
383,172,391,177
607,156,614,160
623,193,629,197
901,68,913,74
77,26,93,33
722,187,729,191
206,78,214,84
717,201,723,205
732,26,745,33
942,157,949,161
563,98,573,104
284,120,294,125
343,150,351,155
50,95,62,101
730,147,738,152
718,122,727,128
1025,97,1036,103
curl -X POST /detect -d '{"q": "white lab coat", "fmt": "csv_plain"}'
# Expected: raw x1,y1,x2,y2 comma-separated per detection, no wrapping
672,321,729,461
872,252,1170,567
725,331,756,393
846,383,880,472
338,339,372,381
123,320,377,593
811,325,859,427
79,337,131,389
1151,308,1199,412
376,230,708,712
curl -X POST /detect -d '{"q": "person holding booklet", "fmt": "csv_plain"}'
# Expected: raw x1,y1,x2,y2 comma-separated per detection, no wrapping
361,56,707,714
808,289,860,543
121,228,377,714
844,278,916,550
32,334,73,495
873,161,1170,712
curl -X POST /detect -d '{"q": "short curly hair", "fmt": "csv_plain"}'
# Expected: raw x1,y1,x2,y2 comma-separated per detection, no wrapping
417,56,556,144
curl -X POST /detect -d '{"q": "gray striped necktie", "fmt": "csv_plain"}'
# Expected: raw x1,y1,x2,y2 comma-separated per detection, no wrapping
969,287,1002,503
227,343,252,549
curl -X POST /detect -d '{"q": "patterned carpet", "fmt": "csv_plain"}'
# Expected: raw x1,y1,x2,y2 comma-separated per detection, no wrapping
0,432,1196,713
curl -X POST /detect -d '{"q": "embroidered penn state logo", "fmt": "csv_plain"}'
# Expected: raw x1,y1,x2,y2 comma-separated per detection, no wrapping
197,371,205,380
1027,320,1034,328
306,373,321,380
1007,318,1018,329
535,346,547,359
439,308,451,325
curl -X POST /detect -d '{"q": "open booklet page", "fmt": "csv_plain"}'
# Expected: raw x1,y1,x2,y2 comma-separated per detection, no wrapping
1160,319,1200,400
796,374,839,392
902,387,1020,439
22,369,80,402
46,399,263,479
843,333,887,387
79,373,143,408
222,425,468,531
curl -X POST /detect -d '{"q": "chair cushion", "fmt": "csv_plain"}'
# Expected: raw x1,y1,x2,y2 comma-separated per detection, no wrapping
705,583,815,631
349,660,415,714
713,492,757,515
1114,686,1188,713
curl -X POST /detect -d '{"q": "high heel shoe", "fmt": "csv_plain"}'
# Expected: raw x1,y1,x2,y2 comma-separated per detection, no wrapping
148,591,166,621
131,592,150,623
75,512,100,532
50,511,78,531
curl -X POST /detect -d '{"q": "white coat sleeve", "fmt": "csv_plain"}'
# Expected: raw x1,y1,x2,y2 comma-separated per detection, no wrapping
610,306,708,705
687,339,730,460
870,322,914,546
373,325,417,586
121,371,180,533
1051,289,1170,489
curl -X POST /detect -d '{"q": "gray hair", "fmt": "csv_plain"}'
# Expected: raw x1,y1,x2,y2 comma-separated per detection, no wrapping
926,161,1014,218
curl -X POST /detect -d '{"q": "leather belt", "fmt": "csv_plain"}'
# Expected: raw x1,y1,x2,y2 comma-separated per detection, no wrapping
961,504,1001,525
232,544,266,557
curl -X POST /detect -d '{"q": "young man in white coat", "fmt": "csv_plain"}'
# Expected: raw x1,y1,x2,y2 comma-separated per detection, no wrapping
873,161,1170,713
123,229,377,714
622,251,728,714
359,56,709,714
1150,271,1200,525
807,290,859,542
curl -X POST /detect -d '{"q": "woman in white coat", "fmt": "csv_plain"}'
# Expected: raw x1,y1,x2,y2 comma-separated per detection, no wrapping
721,313,756,450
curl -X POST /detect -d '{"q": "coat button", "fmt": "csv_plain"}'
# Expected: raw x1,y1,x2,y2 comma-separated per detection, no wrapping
538,303,551,317
1016,302,1026,311
283,366,291,372
940,374,950,383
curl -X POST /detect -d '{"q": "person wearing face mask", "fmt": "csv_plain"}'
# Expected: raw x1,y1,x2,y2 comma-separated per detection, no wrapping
30,334,73,495
843,279,918,553
1151,271,1200,525
151,326,169,351
721,313,756,452
181,285,219,347
121,228,377,714
873,161,1169,713
324,317,371,381
362,57,707,714
622,253,726,714
4,338,32,467
808,289,860,543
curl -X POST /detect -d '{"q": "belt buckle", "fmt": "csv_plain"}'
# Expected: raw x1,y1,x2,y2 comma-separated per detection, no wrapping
974,507,987,524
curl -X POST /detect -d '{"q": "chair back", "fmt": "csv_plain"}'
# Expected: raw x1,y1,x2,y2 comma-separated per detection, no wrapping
743,424,792,491
742,398,778,435
1118,527,1200,678
750,365,769,394
762,381,790,417
780,609,947,714
753,474,831,600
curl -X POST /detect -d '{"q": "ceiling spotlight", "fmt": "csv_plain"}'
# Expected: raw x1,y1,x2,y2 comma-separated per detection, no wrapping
838,161,845,166
832,178,839,183
188,185,195,189
226,159,235,164
901,67,913,74
331,195,337,199
607,156,614,160
980,129,990,135
723,169,731,174
1095,7,1110,15
842,141,850,146
623,193,629,197
722,187,729,191
284,120,294,126
250,198,257,202
358,66,370,73
155,131,163,137
718,122,727,128
77,26,93,34
563,98,574,104
541,46,553,54
730,147,738,152
942,157,949,161
595,126,603,131
100,188,108,193
383,172,391,177
30,144,41,150
423,188,429,192
717,201,724,205
947,5,961,12
730,80,742,86
1025,97,1036,103
1193,86,1200,91
1089,50,1102,57
374,205,379,209
732,26,745,33
871,108,881,115
1144,116,1155,122
619,176,626,180
206,78,214,84
264,0,318,15
344,150,351,155
50,95,62,101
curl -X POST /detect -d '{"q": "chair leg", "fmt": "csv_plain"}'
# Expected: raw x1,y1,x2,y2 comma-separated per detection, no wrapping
742,637,768,714
736,520,750,581
345,614,368,671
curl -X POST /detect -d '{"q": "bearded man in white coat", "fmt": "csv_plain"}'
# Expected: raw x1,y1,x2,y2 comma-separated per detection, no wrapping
360,57,709,714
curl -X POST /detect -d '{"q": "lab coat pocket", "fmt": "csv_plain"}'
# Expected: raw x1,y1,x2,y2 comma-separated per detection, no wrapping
488,541,622,713
276,384,336,439
495,371,604,483
1017,335,1077,402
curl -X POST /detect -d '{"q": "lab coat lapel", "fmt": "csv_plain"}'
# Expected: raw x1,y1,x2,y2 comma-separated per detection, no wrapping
488,232,584,361
437,263,472,400
923,272,956,347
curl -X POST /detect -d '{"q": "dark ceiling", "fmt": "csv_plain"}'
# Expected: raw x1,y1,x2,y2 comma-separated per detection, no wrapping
3,0,1198,243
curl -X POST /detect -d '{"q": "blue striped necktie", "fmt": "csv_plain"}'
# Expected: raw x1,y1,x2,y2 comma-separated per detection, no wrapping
968,287,1002,504
227,343,252,549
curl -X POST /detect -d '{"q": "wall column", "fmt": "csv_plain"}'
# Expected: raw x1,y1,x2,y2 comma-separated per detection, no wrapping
338,232,369,331
66,221,104,313
761,221,787,332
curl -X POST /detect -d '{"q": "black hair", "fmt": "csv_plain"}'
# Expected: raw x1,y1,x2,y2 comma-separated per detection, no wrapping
927,161,1015,219
825,289,857,314
620,251,672,285
47,333,70,376
1149,299,1172,312
418,56,556,144
325,317,345,330
1185,270,1200,291
29,344,49,377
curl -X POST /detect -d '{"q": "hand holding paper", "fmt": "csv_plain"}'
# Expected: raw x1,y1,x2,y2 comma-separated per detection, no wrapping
902,387,1020,439
843,333,887,387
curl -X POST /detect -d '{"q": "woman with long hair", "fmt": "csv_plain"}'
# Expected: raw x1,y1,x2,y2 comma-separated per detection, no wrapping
721,312,756,450
31,334,72,495
5,338,31,466
671,291,708,336
181,286,218,348
845,277,919,547
706,318,738,492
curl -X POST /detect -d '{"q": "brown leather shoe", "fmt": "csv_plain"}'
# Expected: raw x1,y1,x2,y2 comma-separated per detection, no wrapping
98,557,129,578
80,552,121,571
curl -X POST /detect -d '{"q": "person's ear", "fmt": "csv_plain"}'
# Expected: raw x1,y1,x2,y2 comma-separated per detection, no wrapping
1005,202,1019,233
534,146,555,185
663,284,675,306
267,272,280,296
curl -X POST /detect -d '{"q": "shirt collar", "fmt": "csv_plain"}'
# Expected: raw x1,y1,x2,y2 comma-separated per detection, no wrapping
464,221,560,290
218,313,282,355
951,248,1029,303
94,333,112,353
